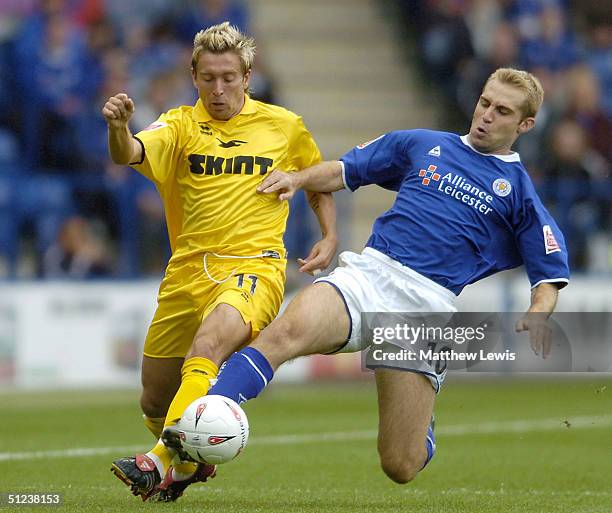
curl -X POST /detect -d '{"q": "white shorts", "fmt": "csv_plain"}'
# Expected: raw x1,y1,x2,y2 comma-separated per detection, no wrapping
315,248,457,391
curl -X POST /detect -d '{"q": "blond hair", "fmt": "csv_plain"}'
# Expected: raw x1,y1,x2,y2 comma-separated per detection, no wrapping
191,22,255,74
485,68,544,118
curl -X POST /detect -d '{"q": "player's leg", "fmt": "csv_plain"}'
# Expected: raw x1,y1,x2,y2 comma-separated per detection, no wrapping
375,368,436,484
206,282,350,402
162,303,251,425
136,265,210,438
112,304,250,501
148,303,251,467
255,282,350,366
140,356,183,438
156,261,287,501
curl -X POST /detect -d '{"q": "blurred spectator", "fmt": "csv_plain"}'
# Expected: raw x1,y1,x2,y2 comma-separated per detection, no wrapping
543,120,602,269
545,120,592,180
135,182,170,276
283,191,317,292
419,0,474,99
514,67,571,173
14,11,97,170
74,47,129,171
585,19,612,118
105,163,169,277
104,0,173,42
564,66,612,166
17,175,75,273
456,22,519,123
519,4,580,73
173,0,250,44
127,21,189,107
131,69,195,131
0,1,35,41
248,53,277,104
43,216,113,278
464,0,504,59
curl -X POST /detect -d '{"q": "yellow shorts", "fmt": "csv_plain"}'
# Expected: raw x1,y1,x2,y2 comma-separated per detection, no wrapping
143,254,286,358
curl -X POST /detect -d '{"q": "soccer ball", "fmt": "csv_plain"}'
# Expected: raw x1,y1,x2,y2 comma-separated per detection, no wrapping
175,395,249,465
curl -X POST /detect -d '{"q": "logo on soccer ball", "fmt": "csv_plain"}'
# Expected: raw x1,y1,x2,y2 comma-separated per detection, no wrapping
418,165,441,186
195,402,207,428
492,178,511,197
226,401,243,422
208,435,237,445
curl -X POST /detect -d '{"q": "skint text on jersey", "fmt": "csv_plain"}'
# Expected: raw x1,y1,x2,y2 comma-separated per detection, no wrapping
188,154,274,176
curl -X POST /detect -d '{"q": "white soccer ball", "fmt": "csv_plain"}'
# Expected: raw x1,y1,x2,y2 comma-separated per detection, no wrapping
175,395,249,465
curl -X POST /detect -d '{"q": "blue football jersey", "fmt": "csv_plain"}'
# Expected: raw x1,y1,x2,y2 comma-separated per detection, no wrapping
340,129,570,295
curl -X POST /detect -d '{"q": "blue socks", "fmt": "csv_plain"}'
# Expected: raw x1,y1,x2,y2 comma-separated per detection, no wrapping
422,424,436,469
208,347,274,404
209,347,436,473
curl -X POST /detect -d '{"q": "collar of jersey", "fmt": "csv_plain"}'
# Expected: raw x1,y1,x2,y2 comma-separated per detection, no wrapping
460,135,521,163
192,95,257,122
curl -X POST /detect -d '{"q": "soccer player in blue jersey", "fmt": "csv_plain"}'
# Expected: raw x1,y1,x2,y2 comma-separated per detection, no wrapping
167,68,570,485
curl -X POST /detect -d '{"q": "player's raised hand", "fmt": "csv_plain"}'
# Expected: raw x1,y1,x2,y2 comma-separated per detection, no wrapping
257,170,298,201
298,235,338,275
102,93,135,128
515,312,552,359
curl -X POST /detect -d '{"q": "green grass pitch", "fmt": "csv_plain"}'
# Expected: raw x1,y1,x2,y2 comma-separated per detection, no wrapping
1,377,610,513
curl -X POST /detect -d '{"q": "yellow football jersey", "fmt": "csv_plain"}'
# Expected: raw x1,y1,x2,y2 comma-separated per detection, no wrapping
131,96,321,261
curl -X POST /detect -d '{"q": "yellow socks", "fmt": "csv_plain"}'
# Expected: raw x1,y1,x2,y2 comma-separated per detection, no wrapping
143,415,165,439
163,357,219,426
172,459,199,479
146,357,219,476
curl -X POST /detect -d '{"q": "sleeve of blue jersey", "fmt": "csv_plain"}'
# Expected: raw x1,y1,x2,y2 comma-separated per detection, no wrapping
513,177,570,289
340,131,412,192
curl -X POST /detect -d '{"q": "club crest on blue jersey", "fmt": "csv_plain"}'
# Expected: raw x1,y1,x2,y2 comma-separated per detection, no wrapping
492,178,512,197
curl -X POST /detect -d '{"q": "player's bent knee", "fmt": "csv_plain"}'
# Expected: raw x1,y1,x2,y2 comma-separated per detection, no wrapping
269,316,302,345
378,443,422,484
190,331,226,361
379,456,420,484
140,390,172,418
255,316,310,365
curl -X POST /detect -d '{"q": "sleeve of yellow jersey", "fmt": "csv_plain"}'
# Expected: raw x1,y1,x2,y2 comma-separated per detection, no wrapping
130,111,183,186
287,116,322,171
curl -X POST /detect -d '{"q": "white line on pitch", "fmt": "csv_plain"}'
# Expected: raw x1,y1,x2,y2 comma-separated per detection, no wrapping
0,414,610,462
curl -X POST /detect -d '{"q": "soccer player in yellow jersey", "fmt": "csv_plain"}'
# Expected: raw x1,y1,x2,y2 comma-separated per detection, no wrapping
102,22,337,501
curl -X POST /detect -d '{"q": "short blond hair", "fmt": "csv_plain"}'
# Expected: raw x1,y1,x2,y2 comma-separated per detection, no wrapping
485,68,544,118
191,22,255,74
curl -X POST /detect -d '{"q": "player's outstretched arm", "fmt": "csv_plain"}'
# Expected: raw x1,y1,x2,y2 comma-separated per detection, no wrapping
102,93,142,165
257,161,344,200
515,282,560,359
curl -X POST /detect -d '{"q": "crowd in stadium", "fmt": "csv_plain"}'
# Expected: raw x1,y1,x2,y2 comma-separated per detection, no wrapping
0,0,610,278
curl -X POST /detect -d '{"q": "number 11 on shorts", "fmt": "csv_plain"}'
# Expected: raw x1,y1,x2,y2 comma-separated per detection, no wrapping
236,274,258,294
